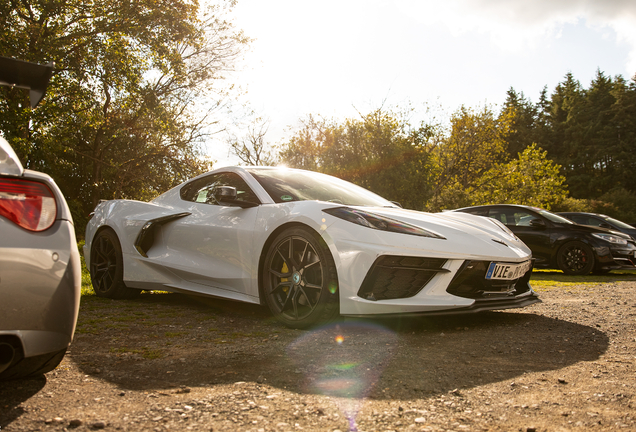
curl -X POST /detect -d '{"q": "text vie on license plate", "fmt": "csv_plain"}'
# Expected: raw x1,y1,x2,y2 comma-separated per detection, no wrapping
486,260,532,280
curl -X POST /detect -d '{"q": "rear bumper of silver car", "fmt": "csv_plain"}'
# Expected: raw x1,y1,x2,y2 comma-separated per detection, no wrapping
0,219,81,358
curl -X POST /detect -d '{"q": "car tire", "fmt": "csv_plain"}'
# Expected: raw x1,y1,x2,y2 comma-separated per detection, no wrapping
262,226,339,329
557,241,595,275
592,268,611,275
90,229,141,299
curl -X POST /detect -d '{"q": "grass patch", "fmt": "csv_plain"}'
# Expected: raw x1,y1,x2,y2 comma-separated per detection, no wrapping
80,318,108,325
142,349,163,359
111,316,139,322
110,347,140,354
140,321,161,327
78,241,95,297
109,346,164,359
74,326,100,335
530,269,636,291
104,323,130,329
165,331,188,338
155,311,184,318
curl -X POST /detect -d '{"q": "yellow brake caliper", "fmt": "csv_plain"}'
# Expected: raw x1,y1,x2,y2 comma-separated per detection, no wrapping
281,262,290,293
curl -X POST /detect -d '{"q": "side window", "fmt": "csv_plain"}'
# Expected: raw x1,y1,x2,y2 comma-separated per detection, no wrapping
180,172,260,206
488,208,513,225
488,208,535,227
572,215,600,227
514,211,536,226
463,208,488,217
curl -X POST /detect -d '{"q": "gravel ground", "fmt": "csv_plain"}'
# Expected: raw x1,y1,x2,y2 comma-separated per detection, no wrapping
1,276,635,431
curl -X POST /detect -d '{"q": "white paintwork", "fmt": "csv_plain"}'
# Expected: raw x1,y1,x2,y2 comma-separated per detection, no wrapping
84,166,535,316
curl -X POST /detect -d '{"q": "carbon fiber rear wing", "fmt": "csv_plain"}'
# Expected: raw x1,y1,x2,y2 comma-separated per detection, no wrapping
0,57,54,108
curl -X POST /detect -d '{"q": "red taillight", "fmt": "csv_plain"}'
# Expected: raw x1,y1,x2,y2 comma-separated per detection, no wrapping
0,178,57,231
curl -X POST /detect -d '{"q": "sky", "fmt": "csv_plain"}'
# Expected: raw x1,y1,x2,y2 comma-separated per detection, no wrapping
214,0,636,165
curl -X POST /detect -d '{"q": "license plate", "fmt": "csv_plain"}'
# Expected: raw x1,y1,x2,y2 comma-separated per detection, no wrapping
486,260,532,280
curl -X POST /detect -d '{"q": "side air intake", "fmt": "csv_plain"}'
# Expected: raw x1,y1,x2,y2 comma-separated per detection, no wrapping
358,256,449,301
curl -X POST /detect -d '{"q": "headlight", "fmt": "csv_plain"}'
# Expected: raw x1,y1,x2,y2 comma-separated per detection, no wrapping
591,233,628,245
323,207,445,239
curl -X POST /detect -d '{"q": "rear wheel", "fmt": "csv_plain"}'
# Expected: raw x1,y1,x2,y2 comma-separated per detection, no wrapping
90,229,141,299
262,227,339,329
557,241,595,275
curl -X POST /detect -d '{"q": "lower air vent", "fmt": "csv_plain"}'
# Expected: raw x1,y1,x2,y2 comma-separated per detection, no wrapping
446,260,533,299
358,256,449,301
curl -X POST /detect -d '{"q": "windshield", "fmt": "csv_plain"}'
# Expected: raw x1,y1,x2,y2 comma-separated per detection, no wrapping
539,210,575,224
246,168,395,207
603,216,635,229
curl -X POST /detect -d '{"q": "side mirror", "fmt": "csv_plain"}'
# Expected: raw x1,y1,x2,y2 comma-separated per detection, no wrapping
214,186,258,208
214,185,237,201
599,222,612,229
529,218,546,228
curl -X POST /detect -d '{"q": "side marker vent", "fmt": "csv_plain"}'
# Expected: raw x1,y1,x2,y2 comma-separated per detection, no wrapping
134,212,191,257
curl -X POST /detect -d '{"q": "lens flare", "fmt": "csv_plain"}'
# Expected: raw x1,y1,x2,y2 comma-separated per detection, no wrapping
286,322,397,431
328,282,338,294
329,362,358,371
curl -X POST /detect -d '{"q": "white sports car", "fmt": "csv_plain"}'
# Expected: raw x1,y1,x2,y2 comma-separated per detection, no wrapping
84,166,539,328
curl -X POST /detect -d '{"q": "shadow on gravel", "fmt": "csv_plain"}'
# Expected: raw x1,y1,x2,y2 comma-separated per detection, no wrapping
0,375,46,425
65,292,607,401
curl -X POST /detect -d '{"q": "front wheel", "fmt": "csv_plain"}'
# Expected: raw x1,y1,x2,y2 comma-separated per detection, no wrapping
90,229,141,299
557,241,595,275
262,226,339,329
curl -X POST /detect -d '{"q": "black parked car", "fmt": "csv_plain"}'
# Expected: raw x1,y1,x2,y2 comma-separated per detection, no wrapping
453,204,636,275
557,212,636,242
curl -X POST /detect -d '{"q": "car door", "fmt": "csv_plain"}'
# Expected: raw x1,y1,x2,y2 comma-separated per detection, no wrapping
487,207,553,266
152,172,262,297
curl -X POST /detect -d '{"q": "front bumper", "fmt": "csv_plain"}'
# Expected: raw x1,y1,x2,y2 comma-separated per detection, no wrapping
344,289,540,318
596,244,636,270
340,253,539,316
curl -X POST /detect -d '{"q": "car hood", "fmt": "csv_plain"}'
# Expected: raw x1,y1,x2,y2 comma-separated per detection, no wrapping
563,222,633,240
339,205,531,258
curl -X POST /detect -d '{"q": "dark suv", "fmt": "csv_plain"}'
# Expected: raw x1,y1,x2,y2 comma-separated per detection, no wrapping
454,204,636,275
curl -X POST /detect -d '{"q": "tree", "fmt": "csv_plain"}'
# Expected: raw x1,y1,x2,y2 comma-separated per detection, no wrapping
471,144,567,209
535,71,636,201
228,117,277,166
279,108,436,210
500,87,539,158
427,105,512,210
0,0,248,230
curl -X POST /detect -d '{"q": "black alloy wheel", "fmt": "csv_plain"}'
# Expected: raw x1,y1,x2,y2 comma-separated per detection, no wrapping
262,226,339,328
90,229,140,299
557,241,595,276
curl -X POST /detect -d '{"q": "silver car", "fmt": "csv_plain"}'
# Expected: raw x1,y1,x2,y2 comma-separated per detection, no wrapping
0,57,81,380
